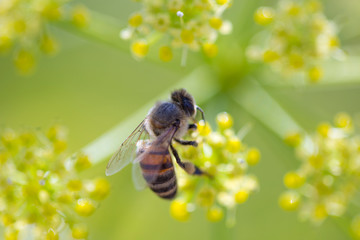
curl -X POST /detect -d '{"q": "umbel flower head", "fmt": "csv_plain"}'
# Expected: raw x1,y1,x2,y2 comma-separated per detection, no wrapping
0,0,90,74
280,113,360,231
170,113,260,226
0,125,110,239
120,0,233,63
247,0,344,83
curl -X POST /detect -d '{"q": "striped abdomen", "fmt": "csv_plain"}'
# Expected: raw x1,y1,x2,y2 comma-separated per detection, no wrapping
140,150,177,199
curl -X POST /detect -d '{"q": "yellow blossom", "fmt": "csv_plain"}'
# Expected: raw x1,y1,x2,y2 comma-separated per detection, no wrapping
159,46,173,62
279,191,301,211
170,200,190,222
171,113,260,224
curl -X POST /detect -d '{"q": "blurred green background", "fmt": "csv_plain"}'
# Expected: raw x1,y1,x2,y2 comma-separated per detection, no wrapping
1,0,360,239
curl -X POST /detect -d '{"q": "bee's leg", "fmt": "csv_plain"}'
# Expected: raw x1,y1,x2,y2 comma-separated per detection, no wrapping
174,138,198,147
170,145,206,176
188,124,197,130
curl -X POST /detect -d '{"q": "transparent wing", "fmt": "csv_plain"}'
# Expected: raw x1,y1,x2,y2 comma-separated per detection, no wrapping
132,161,147,191
105,119,149,176
134,125,178,183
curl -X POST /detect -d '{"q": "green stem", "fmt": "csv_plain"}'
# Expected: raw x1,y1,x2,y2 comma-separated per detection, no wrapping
231,77,303,139
80,66,219,164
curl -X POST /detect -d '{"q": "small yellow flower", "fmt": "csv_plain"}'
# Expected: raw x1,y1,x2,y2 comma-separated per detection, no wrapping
263,50,279,62
14,50,36,74
197,120,211,136
209,17,223,30
284,132,302,147
283,172,305,189
279,191,301,211
202,43,218,58
75,198,96,217
180,30,194,44
170,200,190,222
216,0,228,5
235,190,249,204
75,154,92,171
226,137,242,153
308,154,323,169
72,223,88,239
313,204,327,220
308,66,323,82
216,112,233,130
128,13,143,27
317,122,331,137
40,36,59,55
197,187,216,207
254,7,274,26
131,40,149,58
67,179,83,191
88,178,111,200
72,5,90,28
159,46,173,62
334,112,352,129
246,148,261,166
207,207,224,222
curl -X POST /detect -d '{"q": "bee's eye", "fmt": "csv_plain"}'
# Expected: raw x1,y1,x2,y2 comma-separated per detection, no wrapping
182,98,195,116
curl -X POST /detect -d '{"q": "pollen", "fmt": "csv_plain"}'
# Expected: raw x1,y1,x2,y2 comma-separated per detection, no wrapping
246,148,261,166
180,30,194,44
209,17,223,30
128,13,143,27
159,46,173,62
216,112,233,130
254,7,274,26
131,40,149,58
75,198,96,217
202,43,218,58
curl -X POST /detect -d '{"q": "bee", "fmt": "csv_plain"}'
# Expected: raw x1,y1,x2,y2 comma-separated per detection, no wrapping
105,89,207,199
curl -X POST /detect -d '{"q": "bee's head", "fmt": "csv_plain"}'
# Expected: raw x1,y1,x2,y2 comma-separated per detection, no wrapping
171,89,196,117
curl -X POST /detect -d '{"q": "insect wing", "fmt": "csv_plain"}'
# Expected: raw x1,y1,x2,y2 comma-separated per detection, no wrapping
134,125,177,183
132,161,147,191
105,119,149,176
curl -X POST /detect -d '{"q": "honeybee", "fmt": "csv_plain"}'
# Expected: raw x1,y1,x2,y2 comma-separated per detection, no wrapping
106,89,207,199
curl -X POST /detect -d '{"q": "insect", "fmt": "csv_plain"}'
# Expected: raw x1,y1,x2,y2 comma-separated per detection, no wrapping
106,89,207,199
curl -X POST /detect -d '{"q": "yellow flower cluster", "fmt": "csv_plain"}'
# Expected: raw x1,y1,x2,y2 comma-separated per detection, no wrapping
170,113,260,226
120,0,233,62
248,0,343,82
280,113,360,227
0,0,90,74
0,125,109,239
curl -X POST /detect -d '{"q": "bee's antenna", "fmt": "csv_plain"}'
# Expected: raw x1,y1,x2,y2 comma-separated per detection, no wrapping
196,106,205,122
